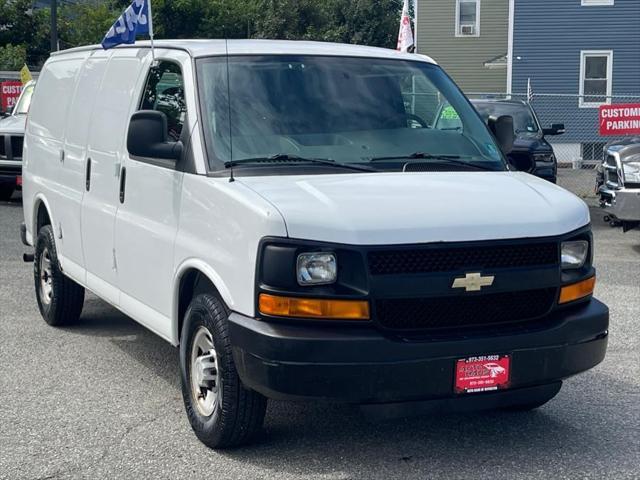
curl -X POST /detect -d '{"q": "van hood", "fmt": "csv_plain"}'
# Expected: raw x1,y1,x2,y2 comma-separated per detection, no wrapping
239,171,590,245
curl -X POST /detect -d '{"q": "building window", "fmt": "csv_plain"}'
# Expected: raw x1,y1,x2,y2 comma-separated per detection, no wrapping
581,0,614,6
579,50,613,108
455,0,480,37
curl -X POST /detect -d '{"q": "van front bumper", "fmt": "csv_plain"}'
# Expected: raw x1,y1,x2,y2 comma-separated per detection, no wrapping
229,298,608,406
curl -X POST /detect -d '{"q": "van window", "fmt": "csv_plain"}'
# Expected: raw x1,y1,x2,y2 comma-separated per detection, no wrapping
140,61,186,142
197,55,505,172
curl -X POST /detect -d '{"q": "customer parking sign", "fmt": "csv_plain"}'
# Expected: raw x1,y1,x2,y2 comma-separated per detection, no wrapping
599,104,640,136
1,81,22,112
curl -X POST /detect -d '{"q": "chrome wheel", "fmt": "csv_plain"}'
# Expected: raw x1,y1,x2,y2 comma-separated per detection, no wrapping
39,247,53,307
190,326,220,417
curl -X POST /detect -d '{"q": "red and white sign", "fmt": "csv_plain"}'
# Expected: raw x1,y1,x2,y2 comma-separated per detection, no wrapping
455,355,511,394
599,104,640,136
1,81,23,112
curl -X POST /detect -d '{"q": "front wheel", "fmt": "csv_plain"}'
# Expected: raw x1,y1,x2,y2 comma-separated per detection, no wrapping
180,293,267,449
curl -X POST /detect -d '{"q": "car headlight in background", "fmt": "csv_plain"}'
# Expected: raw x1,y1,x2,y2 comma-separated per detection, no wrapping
561,240,589,269
297,252,337,285
533,153,556,163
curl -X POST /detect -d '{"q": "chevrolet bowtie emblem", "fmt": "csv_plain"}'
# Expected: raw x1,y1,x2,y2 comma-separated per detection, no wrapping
452,273,495,292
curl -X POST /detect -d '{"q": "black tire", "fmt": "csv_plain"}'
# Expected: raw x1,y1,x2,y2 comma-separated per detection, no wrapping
0,186,14,201
34,225,85,326
180,293,267,449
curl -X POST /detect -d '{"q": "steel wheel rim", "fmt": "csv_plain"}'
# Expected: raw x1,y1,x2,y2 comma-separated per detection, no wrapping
39,247,53,306
190,326,220,417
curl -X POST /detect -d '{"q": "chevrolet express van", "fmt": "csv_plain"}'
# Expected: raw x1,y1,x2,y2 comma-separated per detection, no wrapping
21,40,609,448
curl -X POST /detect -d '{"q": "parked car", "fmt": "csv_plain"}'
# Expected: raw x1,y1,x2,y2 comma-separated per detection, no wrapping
597,137,640,232
0,80,35,200
21,40,608,449
471,99,565,183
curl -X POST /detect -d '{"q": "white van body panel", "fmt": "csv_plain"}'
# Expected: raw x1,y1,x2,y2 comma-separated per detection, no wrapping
171,174,288,341
238,171,590,245
24,51,87,271
81,49,149,305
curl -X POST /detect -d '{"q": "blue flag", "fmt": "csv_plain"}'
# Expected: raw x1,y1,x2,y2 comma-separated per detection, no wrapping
102,0,150,50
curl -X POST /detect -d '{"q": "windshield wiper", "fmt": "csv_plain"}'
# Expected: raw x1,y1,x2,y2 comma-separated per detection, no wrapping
369,152,498,171
224,154,375,172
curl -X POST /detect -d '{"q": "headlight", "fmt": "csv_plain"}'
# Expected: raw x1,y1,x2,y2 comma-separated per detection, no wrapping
533,153,556,163
561,240,589,269
296,252,337,285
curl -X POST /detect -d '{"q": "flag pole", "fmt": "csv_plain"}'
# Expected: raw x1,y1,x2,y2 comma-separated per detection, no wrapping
147,0,155,62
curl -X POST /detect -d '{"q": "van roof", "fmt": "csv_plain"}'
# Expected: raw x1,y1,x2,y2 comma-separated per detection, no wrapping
51,39,437,64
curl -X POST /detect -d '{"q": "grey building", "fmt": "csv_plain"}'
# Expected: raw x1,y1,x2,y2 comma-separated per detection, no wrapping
415,0,509,92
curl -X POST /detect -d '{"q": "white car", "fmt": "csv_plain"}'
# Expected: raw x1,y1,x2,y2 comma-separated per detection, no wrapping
21,40,608,448
0,80,35,200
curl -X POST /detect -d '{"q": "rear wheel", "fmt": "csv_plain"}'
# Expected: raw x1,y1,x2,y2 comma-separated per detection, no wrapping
34,225,85,326
0,186,14,201
180,293,267,449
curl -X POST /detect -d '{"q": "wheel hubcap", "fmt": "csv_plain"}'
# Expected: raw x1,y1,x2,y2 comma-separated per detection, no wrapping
190,326,220,417
39,247,53,306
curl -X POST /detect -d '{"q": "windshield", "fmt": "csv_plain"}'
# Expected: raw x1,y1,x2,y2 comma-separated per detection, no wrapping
473,102,540,137
14,83,34,115
197,56,504,172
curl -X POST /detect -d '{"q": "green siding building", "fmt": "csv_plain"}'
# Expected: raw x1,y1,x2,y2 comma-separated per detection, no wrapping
416,0,509,93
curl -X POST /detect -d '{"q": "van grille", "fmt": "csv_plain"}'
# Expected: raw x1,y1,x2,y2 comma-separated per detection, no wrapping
368,243,559,275
375,288,557,331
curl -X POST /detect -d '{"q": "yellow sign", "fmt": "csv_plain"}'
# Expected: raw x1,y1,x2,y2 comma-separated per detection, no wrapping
20,64,33,85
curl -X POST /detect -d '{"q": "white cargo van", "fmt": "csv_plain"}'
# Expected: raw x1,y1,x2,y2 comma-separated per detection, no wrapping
21,40,608,448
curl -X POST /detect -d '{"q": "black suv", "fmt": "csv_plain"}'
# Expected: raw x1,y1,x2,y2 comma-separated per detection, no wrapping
471,99,565,183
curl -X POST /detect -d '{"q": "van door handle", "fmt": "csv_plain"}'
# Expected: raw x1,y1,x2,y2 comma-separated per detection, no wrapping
85,158,92,191
119,167,127,204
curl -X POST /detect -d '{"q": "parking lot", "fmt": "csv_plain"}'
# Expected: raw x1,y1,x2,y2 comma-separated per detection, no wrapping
0,190,638,480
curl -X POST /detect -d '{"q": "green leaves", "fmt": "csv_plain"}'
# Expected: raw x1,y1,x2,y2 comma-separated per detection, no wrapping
0,0,403,69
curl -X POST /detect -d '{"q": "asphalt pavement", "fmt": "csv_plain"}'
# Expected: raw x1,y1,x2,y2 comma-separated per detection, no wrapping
1,191,638,480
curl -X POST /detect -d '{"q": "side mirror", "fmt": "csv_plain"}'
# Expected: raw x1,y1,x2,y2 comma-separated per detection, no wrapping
488,115,515,155
127,110,183,161
543,123,566,136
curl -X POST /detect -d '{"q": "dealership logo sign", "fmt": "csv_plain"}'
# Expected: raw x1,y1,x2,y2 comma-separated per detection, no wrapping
452,272,495,292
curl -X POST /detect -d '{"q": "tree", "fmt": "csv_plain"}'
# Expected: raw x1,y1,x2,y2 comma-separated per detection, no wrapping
0,43,27,70
0,0,405,69
58,1,122,49
0,0,50,66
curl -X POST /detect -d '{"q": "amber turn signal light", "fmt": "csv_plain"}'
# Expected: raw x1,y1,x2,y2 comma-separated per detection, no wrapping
259,294,370,320
559,276,596,304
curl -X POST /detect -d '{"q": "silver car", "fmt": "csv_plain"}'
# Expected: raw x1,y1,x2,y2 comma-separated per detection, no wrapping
597,137,640,232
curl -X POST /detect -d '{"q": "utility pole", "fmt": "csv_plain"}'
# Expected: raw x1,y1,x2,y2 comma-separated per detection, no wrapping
50,0,58,52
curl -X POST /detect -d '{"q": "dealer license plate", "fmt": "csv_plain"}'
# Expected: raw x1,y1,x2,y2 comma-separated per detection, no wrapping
454,354,511,394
